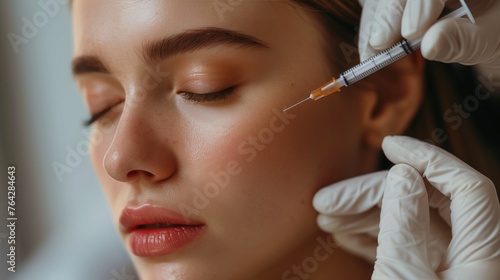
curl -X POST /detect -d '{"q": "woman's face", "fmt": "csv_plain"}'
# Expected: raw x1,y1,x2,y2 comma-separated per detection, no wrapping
73,0,374,279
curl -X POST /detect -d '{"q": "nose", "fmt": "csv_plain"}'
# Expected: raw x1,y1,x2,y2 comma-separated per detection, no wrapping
103,101,177,183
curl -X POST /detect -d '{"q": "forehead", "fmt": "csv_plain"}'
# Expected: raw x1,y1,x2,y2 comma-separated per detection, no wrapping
71,0,322,54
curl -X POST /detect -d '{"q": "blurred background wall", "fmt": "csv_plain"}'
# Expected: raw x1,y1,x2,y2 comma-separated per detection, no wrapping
0,1,138,279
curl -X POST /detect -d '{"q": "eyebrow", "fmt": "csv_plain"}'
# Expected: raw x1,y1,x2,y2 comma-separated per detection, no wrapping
71,27,270,76
72,55,109,76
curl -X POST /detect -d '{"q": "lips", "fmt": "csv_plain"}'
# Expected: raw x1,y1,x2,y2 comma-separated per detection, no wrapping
119,204,205,257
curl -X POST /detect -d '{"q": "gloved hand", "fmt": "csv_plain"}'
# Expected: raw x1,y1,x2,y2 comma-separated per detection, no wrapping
357,0,500,81
313,136,500,278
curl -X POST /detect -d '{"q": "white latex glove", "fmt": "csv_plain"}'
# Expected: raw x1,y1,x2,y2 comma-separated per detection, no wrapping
357,0,500,81
313,136,500,278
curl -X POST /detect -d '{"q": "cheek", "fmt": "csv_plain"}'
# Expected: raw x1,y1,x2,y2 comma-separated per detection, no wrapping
174,83,367,273
178,81,366,227
238,98,364,196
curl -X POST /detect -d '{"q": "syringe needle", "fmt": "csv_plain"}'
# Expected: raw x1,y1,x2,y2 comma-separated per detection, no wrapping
283,97,311,112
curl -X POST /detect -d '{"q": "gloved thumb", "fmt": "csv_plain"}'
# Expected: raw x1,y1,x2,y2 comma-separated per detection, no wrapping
373,164,436,279
421,17,499,65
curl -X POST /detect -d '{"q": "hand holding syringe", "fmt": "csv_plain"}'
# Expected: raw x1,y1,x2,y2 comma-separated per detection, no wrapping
283,0,475,112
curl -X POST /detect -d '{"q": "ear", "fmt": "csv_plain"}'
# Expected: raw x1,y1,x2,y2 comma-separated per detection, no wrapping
358,52,425,149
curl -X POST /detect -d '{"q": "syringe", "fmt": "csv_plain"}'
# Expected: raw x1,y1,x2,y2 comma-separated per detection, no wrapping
283,0,475,112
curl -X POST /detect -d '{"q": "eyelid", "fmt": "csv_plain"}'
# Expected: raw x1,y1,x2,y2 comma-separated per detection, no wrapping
83,100,123,127
83,107,110,127
79,78,124,127
178,76,233,93
179,87,235,103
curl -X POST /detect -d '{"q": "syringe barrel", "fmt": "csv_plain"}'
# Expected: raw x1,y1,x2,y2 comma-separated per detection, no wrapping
339,39,421,86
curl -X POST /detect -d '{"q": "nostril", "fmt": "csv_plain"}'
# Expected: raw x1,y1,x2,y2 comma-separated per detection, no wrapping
126,170,155,181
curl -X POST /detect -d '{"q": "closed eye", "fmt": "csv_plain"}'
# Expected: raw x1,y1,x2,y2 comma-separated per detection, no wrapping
179,87,235,103
83,101,123,127
83,87,235,127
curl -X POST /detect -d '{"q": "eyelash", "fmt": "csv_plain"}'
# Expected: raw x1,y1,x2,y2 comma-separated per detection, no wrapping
83,102,121,127
179,87,235,103
83,87,236,127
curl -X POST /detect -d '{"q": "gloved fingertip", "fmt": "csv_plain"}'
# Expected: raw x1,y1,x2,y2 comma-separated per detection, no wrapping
401,0,445,44
359,53,368,63
359,47,376,62
386,164,423,198
401,13,419,41
316,214,338,232
357,45,367,62
369,32,392,50
381,134,394,143
312,190,329,213
313,185,341,213
388,164,413,178
381,136,427,170
382,135,423,152
420,25,448,62
401,23,424,42
316,214,328,227
381,135,398,152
